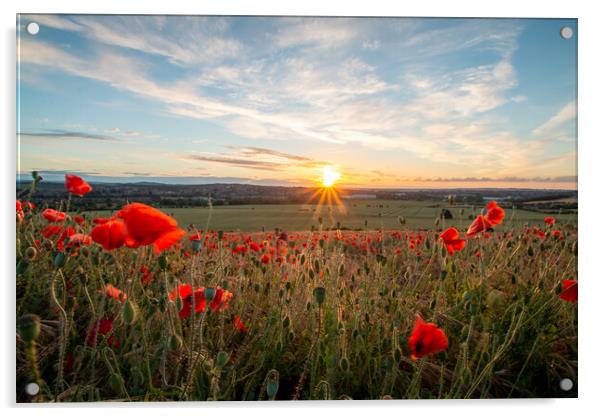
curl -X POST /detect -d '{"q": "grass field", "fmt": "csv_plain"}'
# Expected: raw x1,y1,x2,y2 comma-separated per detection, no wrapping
85,200,577,232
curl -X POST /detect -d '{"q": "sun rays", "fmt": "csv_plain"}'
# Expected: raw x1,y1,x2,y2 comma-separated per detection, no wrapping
299,165,347,227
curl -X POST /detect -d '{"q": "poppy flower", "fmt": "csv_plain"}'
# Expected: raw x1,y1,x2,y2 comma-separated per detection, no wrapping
105,284,127,303
16,201,24,222
74,215,85,225
68,233,92,247
91,219,128,251
43,209,67,222
559,280,577,303
234,316,246,333
209,287,233,312
140,265,153,285
408,316,448,360
41,225,75,241
544,217,556,226
86,317,114,347
65,174,92,197
466,215,491,238
116,203,186,254
261,253,271,264
439,227,466,255
170,284,206,319
485,201,505,226
92,217,111,225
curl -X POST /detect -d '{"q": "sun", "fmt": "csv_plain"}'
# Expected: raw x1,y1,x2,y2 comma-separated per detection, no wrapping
321,165,341,188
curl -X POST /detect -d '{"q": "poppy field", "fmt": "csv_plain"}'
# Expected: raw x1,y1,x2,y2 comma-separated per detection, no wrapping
16,175,578,401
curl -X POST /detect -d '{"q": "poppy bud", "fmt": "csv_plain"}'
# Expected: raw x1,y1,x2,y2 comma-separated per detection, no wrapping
216,351,229,368
218,230,224,240
191,239,202,252
169,334,183,351
24,246,37,261
313,287,326,306
282,315,290,328
16,261,29,275
393,347,402,363
53,252,67,268
18,314,41,343
266,370,279,399
204,287,216,302
339,356,350,371
109,373,125,393
123,299,138,324
287,330,294,342
80,246,90,257
158,255,168,270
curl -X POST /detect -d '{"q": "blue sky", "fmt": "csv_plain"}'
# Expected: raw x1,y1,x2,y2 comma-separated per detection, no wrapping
17,15,577,188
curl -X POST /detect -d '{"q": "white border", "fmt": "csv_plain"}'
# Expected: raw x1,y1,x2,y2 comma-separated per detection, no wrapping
3,1,601,415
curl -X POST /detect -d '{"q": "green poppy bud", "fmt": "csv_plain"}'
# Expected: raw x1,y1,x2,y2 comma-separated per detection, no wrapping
24,246,37,261
204,287,216,302
313,287,326,306
216,351,229,368
18,314,41,343
53,252,67,268
169,334,183,351
123,299,138,324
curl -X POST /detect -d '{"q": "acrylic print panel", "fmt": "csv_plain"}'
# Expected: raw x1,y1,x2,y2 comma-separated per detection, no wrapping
16,15,577,402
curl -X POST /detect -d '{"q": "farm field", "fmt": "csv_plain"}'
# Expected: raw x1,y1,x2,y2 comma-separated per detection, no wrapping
16,188,578,401
84,200,578,233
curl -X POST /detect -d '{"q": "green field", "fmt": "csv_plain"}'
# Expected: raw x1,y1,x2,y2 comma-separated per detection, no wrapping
87,199,577,232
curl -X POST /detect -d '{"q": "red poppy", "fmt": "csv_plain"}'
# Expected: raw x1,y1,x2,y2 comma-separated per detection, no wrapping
439,227,466,255
116,203,186,254
43,209,67,222
485,201,505,226
209,287,233,312
41,225,75,241
92,217,111,225
65,174,92,197
86,317,114,347
408,316,448,360
261,253,271,264
91,219,128,250
140,265,153,285
74,215,85,225
68,233,92,247
170,284,206,319
16,201,24,222
466,215,491,238
105,284,127,303
234,315,246,333
559,280,577,303
544,217,556,226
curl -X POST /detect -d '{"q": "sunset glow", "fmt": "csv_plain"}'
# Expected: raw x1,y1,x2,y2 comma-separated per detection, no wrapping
321,165,341,188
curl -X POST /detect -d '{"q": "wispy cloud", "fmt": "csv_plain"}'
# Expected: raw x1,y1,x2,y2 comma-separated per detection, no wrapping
532,100,576,136
420,175,577,183
18,129,119,141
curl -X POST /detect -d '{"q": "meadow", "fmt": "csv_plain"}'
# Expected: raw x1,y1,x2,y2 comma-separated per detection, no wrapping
16,178,578,401
87,199,577,233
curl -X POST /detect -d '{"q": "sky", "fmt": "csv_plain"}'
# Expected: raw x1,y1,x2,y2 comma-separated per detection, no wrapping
17,15,577,189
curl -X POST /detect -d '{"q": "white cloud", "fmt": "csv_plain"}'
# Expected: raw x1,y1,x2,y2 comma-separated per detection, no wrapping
532,100,576,136
19,17,575,182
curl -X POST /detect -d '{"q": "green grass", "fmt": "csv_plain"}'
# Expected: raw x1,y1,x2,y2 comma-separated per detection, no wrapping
85,199,577,232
